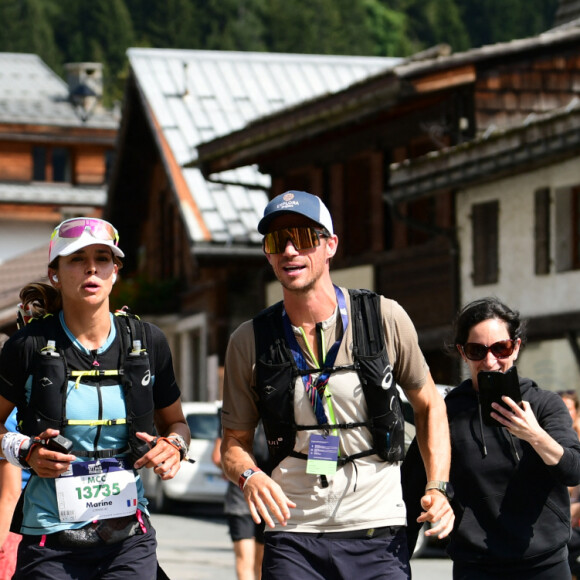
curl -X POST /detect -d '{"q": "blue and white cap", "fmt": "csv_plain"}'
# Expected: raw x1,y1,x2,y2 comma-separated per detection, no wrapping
257,191,334,235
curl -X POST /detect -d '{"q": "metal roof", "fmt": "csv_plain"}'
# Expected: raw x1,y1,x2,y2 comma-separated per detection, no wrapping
0,53,118,128
127,48,400,245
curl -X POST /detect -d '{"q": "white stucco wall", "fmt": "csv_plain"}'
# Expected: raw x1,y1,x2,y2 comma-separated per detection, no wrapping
457,155,580,391
457,155,580,318
0,221,53,264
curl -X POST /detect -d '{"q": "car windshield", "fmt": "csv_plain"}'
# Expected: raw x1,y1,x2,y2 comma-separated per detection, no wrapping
186,413,218,440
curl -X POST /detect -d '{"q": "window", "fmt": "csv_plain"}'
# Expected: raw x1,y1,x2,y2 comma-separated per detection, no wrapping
32,147,46,181
472,201,499,285
555,185,580,272
32,146,71,183
534,188,551,275
52,147,71,182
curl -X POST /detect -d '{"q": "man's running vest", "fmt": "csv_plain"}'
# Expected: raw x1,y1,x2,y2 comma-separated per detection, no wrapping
253,288,405,470
18,308,154,464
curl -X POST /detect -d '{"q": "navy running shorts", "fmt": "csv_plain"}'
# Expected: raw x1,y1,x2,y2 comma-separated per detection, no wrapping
262,526,410,580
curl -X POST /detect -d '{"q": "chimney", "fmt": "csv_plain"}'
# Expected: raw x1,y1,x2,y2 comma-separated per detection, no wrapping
64,62,103,122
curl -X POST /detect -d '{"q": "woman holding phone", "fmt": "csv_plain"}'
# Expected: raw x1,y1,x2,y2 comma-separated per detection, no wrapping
0,217,190,579
442,297,580,579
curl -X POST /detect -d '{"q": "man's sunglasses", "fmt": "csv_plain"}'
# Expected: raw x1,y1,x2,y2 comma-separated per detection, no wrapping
263,227,328,254
50,218,119,245
460,340,517,361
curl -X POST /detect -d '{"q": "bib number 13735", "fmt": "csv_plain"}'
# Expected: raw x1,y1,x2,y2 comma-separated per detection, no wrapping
56,458,138,522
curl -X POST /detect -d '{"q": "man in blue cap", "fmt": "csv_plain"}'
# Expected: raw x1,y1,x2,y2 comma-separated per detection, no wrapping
220,190,454,579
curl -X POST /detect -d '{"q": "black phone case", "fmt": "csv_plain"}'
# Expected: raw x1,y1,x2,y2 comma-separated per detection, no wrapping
477,366,522,426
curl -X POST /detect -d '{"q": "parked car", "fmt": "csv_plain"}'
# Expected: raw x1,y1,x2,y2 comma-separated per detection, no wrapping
141,401,227,512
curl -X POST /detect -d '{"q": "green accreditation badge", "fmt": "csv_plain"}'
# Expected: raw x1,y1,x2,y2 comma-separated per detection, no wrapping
306,434,339,476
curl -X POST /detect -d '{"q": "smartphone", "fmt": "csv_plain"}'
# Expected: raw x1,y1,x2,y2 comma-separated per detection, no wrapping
477,366,522,426
45,434,74,454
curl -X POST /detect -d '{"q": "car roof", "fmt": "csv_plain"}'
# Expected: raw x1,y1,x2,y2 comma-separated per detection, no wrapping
397,384,454,403
181,401,221,415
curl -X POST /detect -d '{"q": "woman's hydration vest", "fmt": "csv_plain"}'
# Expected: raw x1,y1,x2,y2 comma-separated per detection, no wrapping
18,308,154,465
253,289,405,471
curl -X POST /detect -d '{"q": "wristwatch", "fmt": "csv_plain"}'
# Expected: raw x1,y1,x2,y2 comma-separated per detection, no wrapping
238,467,262,490
17,436,40,470
425,480,454,501
167,434,188,461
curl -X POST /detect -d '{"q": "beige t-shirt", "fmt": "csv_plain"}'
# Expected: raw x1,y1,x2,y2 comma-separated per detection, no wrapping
222,288,428,533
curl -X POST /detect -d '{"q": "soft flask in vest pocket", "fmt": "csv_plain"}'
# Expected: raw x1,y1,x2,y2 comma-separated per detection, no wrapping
23,350,67,434
123,351,155,465
357,351,405,463
255,355,296,468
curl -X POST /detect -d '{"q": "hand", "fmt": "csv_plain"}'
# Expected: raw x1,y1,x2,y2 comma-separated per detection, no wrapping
492,397,565,466
491,398,541,442
242,471,297,528
133,432,182,480
417,491,455,539
27,429,76,478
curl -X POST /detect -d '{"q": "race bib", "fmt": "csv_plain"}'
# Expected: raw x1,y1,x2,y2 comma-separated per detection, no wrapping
55,458,138,522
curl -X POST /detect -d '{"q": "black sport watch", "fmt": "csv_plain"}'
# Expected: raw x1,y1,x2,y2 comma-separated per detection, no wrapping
167,434,188,461
425,480,454,501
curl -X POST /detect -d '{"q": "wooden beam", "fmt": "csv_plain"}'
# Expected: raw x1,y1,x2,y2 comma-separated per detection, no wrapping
410,65,476,93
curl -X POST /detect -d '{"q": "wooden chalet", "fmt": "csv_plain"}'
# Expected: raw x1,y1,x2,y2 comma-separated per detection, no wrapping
105,49,399,401
197,22,580,385
0,54,119,333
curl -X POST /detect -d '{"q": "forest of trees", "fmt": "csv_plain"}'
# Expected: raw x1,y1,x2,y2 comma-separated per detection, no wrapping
0,0,559,104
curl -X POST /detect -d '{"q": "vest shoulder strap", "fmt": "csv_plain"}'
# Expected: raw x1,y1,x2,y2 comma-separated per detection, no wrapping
253,301,285,361
114,307,147,355
348,288,384,357
254,291,384,360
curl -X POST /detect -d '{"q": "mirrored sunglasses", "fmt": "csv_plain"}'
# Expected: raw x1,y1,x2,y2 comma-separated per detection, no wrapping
461,339,516,361
50,218,119,245
263,227,328,254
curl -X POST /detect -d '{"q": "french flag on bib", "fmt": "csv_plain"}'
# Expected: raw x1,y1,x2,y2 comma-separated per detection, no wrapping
127,499,137,507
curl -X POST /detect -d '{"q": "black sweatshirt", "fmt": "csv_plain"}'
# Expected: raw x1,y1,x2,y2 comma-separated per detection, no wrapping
443,376,580,567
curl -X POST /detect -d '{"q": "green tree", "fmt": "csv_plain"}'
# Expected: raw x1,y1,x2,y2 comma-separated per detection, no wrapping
125,0,202,49
199,0,268,52
363,0,415,56
0,0,62,70
53,0,135,104
456,0,558,47
265,0,374,55
403,0,471,52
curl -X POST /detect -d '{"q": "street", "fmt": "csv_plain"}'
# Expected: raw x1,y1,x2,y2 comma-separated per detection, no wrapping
152,508,453,579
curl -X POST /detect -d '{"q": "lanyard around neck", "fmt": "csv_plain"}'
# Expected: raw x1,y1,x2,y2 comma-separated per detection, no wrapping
282,286,348,426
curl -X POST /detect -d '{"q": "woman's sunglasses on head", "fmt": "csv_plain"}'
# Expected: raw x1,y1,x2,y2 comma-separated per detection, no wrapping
460,340,517,361
50,218,119,245
263,226,329,254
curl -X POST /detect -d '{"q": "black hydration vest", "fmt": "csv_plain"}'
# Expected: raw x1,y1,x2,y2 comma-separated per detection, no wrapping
253,288,405,471
18,308,154,464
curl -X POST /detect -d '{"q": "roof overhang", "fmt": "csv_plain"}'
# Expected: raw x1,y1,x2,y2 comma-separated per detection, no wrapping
0,124,116,145
195,72,402,175
196,25,580,177
196,64,477,176
388,98,580,203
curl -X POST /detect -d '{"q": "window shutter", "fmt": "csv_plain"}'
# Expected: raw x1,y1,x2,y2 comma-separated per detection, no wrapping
472,201,499,285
